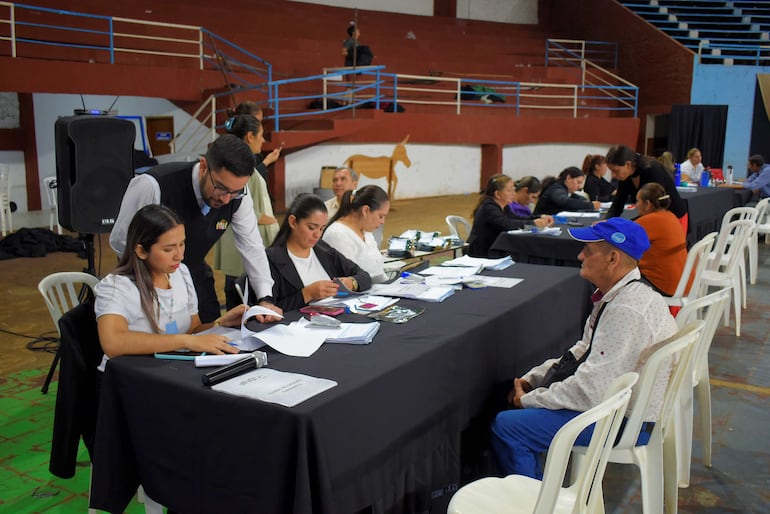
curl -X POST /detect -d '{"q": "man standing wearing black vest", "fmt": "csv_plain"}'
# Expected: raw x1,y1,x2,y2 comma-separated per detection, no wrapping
110,134,281,323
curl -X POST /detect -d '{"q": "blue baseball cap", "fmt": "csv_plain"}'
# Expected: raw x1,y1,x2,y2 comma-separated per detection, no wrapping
568,218,650,260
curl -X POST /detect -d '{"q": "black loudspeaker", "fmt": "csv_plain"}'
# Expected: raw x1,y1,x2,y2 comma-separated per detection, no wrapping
55,116,136,233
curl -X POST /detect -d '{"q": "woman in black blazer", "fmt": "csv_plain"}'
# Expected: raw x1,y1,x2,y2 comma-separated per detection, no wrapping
267,194,371,311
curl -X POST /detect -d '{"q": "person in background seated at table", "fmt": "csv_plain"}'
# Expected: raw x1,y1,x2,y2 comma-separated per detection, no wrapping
507,176,553,221
657,151,676,179
468,174,553,258
634,183,687,297
533,167,598,216
605,144,688,232
323,185,390,283
724,155,770,203
679,148,704,184
95,205,244,369
582,154,616,203
325,166,359,219
214,114,280,310
491,217,677,479
267,194,372,311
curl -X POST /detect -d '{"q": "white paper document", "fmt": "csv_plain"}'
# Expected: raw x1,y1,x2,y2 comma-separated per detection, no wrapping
212,367,338,407
507,227,562,236
420,265,482,278
556,211,601,218
368,282,455,302
462,275,523,289
441,255,513,270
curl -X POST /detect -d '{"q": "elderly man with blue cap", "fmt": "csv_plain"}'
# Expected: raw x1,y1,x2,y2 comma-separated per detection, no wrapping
491,217,678,479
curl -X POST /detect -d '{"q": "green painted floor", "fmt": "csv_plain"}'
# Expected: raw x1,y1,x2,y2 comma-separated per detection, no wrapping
0,369,145,514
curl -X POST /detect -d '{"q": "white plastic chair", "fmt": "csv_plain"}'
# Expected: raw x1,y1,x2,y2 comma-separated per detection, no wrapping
701,219,754,336
754,197,770,249
571,322,704,514
445,215,471,241
715,207,758,302
39,272,163,514
672,289,730,491
447,372,638,514
0,164,12,237
38,272,100,394
43,176,63,234
665,232,716,308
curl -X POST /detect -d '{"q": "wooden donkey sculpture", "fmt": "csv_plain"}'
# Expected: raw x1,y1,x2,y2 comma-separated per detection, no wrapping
345,135,411,199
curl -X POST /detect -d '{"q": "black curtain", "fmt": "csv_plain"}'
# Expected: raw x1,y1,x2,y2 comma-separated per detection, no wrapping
750,80,770,160
668,104,728,168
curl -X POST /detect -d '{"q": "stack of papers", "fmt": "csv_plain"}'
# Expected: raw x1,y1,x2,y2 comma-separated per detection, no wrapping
441,255,513,270
323,321,381,344
369,282,455,302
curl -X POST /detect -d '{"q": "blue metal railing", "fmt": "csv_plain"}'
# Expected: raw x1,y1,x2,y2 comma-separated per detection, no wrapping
1,1,639,148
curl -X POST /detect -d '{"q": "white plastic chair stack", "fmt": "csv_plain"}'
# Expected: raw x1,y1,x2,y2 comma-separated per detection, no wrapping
447,373,638,514
445,215,471,242
0,164,12,237
701,219,754,336
672,289,730,491
717,207,758,300
755,197,770,249
571,322,704,514
666,232,716,309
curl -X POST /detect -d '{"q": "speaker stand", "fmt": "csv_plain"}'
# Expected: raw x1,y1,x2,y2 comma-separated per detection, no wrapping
41,233,98,394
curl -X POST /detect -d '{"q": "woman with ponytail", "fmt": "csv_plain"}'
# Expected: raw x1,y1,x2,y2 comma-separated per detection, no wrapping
467,174,553,257
581,154,615,202
323,185,390,283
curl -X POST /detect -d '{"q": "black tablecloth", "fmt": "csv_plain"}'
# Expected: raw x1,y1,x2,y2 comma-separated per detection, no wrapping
489,187,737,266
680,187,734,246
90,264,592,514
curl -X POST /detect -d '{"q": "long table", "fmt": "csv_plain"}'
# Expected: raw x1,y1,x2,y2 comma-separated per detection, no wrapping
489,187,740,266
90,264,592,514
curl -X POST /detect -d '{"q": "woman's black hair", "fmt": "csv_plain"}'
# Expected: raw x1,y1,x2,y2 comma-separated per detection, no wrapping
271,194,327,248
347,23,357,37
226,101,262,118
327,185,389,226
113,204,184,334
514,176,541,194
472,174,512,218
540,166,584,193
605,144,657,176
224,114,261,142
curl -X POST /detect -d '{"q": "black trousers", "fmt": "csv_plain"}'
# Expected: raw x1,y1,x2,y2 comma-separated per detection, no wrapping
187,262,221,323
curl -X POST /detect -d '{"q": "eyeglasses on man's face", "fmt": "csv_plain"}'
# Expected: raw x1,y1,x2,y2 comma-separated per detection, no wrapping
207,169,247,200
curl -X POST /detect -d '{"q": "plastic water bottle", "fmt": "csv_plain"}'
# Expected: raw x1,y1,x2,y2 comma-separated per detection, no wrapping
701,167,711,187
727,165,733,185
674,163,681,186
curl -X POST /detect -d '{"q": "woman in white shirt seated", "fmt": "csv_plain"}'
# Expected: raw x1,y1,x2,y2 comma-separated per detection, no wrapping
679,147,704,183
322,185,390,283
266,194,372,311
95,204,244,365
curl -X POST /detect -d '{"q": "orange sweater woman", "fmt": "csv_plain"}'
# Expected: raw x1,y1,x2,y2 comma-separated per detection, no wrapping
634,183,687,296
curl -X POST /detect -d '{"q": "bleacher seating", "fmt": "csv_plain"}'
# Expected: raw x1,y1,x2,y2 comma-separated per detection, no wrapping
621,0,770,65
